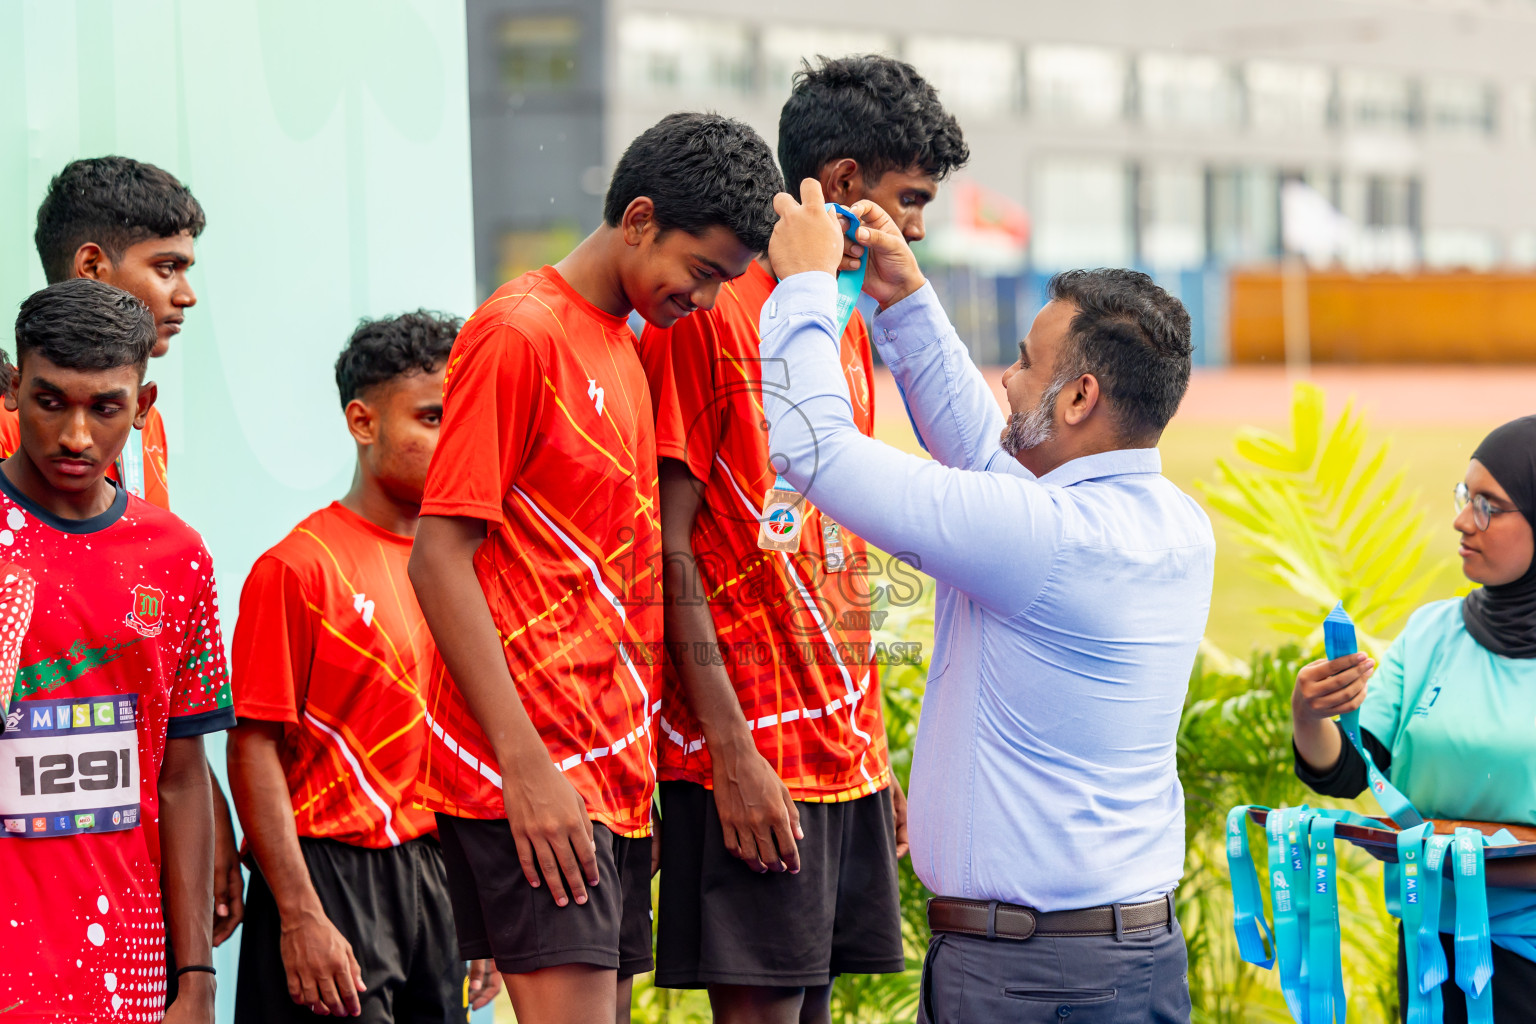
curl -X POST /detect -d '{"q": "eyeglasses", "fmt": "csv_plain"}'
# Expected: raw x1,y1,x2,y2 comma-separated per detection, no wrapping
1454,481,1523,532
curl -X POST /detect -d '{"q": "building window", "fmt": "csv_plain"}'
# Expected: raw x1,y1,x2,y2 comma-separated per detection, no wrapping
617,13,754,97
760,27,897,101
1423,229,1498,270
1209,167,1280,264
498,15,581,94
1139,163,1206,269
1424,76,1496,137
1338,173,1419,270
1340,69,1417,133
1245,60,1333,133
1026,44,1127,124
905,36,1020,117
1030,156,1132,268
1138,53,1238,130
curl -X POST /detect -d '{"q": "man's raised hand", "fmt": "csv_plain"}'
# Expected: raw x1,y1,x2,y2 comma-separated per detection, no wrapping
846,200,927,311
768,179,853,280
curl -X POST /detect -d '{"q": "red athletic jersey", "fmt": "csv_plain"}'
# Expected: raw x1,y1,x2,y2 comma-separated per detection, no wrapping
0,475,233,1022
415,267,660,838
231,502,437,849
0,406,171,510
638,261,890,801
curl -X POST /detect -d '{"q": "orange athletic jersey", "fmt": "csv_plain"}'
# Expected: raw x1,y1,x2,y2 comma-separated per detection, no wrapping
414,267,661,838
638,261,890,802
0,405,170,510
230,502,437,848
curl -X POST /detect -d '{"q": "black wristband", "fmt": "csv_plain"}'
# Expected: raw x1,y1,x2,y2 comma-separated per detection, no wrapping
175,964,217,978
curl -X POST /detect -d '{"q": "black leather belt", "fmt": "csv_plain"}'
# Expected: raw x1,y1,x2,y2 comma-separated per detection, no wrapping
927,894,1174,941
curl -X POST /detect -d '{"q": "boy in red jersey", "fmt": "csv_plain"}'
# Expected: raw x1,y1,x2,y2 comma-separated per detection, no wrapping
5,156,247,956
638,56,969,1023
227,311,500,1021
0,278,233,1023
407,112,781,1024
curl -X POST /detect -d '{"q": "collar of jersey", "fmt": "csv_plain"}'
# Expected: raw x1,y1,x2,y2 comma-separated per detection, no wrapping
0,467,127,535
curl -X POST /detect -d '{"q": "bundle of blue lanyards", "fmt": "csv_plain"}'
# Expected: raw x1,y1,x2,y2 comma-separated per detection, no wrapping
1226,604,1522,1023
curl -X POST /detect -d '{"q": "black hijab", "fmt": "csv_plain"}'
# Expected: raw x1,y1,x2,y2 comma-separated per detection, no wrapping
1461,415,1536,659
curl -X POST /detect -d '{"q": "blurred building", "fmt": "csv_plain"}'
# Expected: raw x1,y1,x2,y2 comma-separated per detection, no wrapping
466,0,1536,361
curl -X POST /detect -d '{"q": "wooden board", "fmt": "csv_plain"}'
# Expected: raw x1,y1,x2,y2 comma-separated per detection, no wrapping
1246,809,1536,862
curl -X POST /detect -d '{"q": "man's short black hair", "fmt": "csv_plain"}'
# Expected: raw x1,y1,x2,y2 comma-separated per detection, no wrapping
778,55,970,197
334,310,461,409
1046,269,1193,440
12,279,157,377
35,156,206,284
603,112,782,253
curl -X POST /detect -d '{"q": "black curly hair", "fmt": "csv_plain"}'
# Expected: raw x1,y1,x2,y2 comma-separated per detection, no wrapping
34,156,206,284
13,279,157,375
778,55,970,198
334,310,462,409
603,112,783,253
1047,269,1193,440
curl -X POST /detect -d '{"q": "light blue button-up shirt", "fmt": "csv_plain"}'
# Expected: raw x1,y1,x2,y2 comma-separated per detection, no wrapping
759,272,1215,911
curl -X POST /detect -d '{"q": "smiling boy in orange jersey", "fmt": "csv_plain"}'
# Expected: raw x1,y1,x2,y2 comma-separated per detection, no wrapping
408,113,782,1024
638,56,970,1024
226,312,501,1022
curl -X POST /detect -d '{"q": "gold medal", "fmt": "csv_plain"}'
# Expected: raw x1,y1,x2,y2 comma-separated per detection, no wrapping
757,485,804,553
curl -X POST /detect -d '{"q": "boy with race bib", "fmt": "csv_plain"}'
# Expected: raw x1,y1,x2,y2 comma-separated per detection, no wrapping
0,279,234,1023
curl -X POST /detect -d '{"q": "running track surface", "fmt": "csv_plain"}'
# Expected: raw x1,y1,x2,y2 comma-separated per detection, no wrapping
872,364,1536,427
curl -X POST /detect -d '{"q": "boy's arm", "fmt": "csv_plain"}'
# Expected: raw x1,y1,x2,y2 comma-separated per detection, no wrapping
208,760,244,946
159,736,217,1024
226,720,363,1017
409,514,599,907
659,459,802,873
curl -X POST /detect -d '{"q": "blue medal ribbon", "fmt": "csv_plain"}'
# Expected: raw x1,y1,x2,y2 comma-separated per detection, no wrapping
1227,806,1275,968
1417,835,1454,1021
115,429,146,499
1323,604,1425,829
1268,806,1310,1018
1308,818,1346,1024
769,205,871,505
1453,828,1494,1023
825,203,867,338
1396,822,1435,1024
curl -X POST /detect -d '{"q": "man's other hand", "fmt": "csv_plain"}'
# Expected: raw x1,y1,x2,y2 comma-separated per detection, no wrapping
768,180,851,281
847,200,927,311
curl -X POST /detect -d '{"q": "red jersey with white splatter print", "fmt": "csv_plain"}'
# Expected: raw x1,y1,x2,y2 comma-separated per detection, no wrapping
0,472,233,1022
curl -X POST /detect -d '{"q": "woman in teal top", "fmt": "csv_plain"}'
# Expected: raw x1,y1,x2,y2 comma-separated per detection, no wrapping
1293,414,1536,1023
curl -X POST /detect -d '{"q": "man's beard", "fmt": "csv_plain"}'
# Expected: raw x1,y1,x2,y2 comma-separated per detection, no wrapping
1000,377,1066,457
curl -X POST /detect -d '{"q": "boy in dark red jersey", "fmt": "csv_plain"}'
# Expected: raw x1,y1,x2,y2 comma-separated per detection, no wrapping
227,312,501,1021
0,278,234,1023
638,56,969,1024
408,112,780,1024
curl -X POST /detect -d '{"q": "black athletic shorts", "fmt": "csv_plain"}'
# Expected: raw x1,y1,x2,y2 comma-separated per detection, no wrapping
235,835,467,1024
656,780,906,989
436,813,654,977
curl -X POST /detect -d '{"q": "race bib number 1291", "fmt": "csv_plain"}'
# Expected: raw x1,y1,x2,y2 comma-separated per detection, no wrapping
0,694,140,837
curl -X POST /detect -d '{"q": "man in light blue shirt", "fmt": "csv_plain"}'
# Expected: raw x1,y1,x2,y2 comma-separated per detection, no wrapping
757,185,1215,1023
